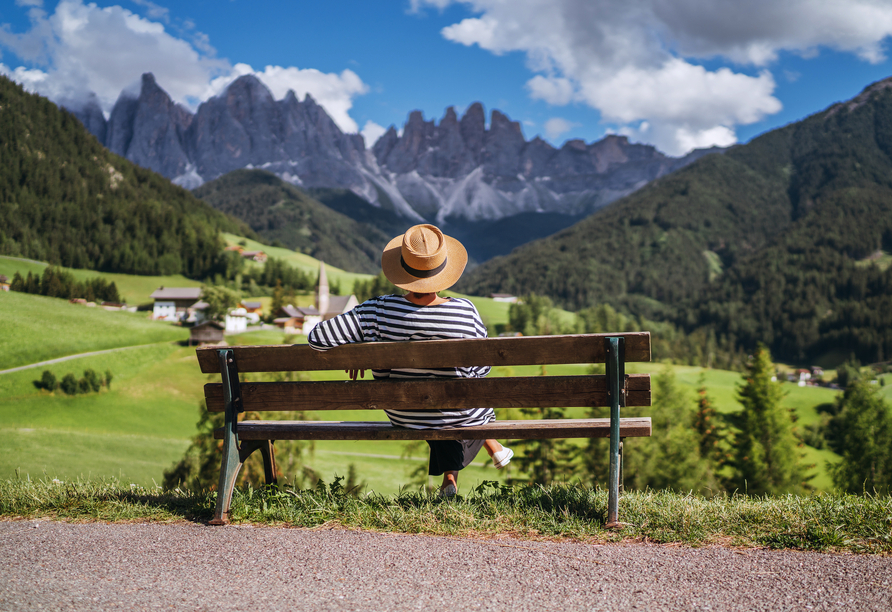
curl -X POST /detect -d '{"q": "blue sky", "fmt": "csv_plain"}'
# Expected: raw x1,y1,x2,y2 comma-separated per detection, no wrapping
2,0,892,155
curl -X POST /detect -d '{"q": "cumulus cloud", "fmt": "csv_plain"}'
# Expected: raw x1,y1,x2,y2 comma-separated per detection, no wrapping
420,0,892,154
543,117,579,141
361,120,387,147
203,63,369,133
0,1,369,133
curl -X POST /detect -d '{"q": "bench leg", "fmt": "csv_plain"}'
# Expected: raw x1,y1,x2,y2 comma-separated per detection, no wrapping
605,337,624,528
238,440,279,486
210,349,243,526
209,415,242,525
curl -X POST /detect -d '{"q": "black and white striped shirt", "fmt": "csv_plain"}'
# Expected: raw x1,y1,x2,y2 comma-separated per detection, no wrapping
308,294,495,429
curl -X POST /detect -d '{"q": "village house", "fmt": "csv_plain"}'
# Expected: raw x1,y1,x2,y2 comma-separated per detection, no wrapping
273,262,358,334
241,250,267,263
0,274,9,291
490,293,519,303
274,304,322,335
239,301,263,324
188,321,225,346
150,287,203,321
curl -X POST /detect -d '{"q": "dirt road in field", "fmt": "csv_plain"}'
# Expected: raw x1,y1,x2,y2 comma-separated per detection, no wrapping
1,521,890,611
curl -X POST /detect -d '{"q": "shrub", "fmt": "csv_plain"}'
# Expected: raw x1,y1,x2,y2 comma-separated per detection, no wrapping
33,370,57,391
59,374,78,395
83,369,102,393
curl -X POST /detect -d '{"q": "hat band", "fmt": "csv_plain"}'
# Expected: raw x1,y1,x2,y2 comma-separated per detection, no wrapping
401,255,447,279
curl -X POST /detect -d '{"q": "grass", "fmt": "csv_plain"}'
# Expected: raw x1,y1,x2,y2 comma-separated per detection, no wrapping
1,478,889,554
0,291,188,370
0,254,203,306
0,343,203,485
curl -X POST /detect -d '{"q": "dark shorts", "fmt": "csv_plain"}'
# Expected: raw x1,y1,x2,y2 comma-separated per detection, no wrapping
427,439,485,475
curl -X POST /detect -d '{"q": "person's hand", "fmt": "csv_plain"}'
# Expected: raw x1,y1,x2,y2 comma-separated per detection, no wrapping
346,369,366,380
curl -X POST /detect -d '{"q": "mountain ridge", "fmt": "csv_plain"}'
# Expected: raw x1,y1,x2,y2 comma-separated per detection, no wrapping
64,72,716,231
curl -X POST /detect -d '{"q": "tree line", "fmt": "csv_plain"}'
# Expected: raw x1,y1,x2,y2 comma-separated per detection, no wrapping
10,266,121,303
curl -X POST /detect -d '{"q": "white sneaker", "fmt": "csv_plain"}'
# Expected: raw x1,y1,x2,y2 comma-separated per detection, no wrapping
492,447,514,469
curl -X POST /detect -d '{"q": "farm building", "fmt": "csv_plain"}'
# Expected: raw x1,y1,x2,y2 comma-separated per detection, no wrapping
150,287,203,321
189,321,225,346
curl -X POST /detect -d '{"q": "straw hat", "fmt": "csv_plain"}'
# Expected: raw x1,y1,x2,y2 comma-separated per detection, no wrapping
381,224,468,292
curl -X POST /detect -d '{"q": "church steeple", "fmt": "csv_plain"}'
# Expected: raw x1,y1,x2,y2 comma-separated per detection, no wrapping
315,261,330,316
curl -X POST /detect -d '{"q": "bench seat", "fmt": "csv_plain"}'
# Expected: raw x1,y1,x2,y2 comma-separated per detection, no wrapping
215,417,653,441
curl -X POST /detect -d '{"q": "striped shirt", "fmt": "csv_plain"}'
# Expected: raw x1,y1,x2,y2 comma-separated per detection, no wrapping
307,294,495,429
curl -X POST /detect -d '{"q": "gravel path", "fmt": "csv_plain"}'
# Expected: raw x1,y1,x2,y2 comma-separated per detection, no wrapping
1,521,890,611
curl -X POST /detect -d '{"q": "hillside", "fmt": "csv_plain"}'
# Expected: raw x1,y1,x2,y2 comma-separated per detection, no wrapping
194,170,393,274
459,77,892,365
0,76,254,278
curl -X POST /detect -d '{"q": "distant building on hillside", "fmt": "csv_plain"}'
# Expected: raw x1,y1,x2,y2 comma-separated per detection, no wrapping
490,293,519,303
0,274,9,291
189,321,225,346
239,301,263,324
150,287,203,321
241,250,267,263
272,262,358,334
274,304,322,335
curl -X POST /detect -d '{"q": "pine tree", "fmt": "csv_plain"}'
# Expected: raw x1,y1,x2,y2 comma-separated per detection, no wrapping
726,344,806,494
828,380,892,494
694,375,725,467
623,369,716,493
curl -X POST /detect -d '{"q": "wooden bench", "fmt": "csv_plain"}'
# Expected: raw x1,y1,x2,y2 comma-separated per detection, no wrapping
196,332,653,526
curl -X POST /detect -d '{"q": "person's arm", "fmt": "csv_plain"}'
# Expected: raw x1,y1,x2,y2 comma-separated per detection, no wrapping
307,302,373,380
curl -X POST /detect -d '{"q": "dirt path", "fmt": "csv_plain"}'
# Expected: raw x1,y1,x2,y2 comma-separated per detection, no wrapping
1,520,889,611
0,343,162,375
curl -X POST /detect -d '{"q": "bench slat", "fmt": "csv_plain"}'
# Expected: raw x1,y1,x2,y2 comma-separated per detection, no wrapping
204,373,652,413
196,332,651,374
213,417,653,441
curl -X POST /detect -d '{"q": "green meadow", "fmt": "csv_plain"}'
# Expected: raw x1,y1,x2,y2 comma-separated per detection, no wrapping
0,254,203,306
1,253,844,494
0,290,188,369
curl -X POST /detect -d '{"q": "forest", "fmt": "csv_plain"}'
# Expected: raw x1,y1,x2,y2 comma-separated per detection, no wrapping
459,80,892,366
0,76,253,279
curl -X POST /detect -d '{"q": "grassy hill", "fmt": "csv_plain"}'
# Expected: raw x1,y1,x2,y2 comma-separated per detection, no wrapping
195,170,393,274
0,290,187,370
0,290,841,492
0,76,254,278
460,77,892,366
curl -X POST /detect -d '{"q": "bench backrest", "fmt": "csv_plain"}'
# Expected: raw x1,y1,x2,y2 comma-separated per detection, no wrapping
197,332,651,414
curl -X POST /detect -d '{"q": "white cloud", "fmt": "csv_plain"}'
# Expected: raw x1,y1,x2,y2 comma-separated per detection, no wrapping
201,63,368,133
420,0,892,154
543,117,578,141
361,120,387,147
0,1,369,133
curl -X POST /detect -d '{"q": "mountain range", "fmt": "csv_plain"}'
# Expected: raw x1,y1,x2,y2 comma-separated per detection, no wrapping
64,73,714,235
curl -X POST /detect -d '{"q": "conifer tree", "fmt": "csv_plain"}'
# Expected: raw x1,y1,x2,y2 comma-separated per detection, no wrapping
623,369,716,493
726,344,806,494
828,380,892,495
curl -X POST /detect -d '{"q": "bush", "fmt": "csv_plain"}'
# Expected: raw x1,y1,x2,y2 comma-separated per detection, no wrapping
83,369,102,393
33,370,57,392
59,374,78,395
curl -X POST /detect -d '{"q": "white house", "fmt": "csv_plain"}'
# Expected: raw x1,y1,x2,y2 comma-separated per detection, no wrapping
150,287,203,322
224,308,249,333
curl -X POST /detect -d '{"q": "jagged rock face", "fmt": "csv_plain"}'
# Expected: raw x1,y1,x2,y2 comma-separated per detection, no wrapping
64,72,715,225
371,105,710,222
62,93,107,145
105,73,192,178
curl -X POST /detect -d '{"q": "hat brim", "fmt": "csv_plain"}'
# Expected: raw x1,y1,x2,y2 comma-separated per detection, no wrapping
381,232,468,293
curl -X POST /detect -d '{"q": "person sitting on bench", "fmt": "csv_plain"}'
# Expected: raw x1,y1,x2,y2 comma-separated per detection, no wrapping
308,224,513,496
